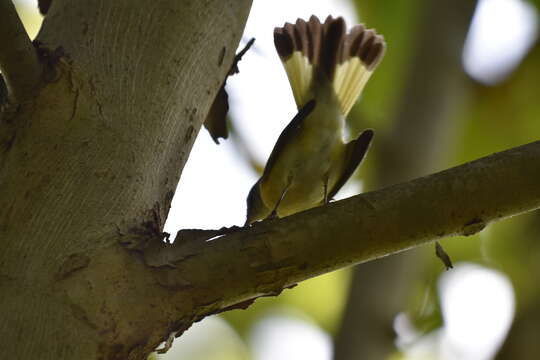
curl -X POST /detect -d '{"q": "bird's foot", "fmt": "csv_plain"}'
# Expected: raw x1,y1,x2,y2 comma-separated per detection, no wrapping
265,210,279,221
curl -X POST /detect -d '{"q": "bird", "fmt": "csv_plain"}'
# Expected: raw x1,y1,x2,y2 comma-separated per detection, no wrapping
245,15,386,225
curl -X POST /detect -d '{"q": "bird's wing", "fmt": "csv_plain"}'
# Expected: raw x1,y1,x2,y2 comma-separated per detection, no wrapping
262,99,316,178
327,129,374,201
274,16,385,115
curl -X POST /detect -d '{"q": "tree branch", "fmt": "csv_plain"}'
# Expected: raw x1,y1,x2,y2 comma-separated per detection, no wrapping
149,141,540,318
0,1,43,105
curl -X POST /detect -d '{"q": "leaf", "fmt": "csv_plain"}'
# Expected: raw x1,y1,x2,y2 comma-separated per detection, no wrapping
204,86,230,144
38,0,53,15
203,38,255,144
435,241,454,270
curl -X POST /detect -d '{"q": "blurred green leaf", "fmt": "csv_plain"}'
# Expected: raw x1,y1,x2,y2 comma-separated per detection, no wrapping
221,268,350,337
350,0,424,129
454,42,540,164
527,0,540,10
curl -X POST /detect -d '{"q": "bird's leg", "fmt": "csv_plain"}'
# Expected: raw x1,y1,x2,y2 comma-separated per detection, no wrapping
267,176,293,220
323,173,330,204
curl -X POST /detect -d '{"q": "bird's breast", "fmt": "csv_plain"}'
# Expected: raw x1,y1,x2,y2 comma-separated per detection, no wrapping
259,99,345,217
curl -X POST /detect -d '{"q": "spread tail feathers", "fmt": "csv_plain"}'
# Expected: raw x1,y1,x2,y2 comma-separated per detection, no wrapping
274,15,386,115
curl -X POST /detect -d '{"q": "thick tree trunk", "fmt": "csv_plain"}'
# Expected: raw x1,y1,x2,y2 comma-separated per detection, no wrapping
0,1,251,359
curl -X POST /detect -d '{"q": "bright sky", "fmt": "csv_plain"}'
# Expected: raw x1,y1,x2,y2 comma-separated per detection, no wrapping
463,0,538,85
162,0,358,232
250,313,332,360
438,263,515,360
395,263,515,360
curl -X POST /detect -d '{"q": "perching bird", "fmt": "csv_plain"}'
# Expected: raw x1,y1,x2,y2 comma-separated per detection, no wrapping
245,15,386,225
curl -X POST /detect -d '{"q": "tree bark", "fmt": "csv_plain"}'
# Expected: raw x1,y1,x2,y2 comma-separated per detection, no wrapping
0,1,251,359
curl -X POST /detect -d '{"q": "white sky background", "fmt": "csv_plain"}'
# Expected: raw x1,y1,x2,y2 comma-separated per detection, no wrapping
250,315,333,360
438,264,515,360
396,263,515,360
163,0,358,232
463,0,538,85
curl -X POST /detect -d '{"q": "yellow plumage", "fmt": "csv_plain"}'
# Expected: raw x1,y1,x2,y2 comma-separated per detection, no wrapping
283,50,375,117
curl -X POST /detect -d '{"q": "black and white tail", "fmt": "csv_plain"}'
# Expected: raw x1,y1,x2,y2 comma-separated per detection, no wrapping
274,15,386,115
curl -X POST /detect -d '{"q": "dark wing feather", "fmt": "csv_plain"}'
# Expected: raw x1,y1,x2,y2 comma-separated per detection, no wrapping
262,100,316,178
327,129,374,200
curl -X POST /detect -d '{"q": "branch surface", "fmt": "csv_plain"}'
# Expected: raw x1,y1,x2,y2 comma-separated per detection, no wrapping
150,141,540,316
0,1,42,105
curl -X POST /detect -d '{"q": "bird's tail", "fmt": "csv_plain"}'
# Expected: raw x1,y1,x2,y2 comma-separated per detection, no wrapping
274,16,386,116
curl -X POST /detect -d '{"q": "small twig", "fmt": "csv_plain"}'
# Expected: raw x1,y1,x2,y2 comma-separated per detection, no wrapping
0,1,43,106
204,38,255,143
229,37,255,75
